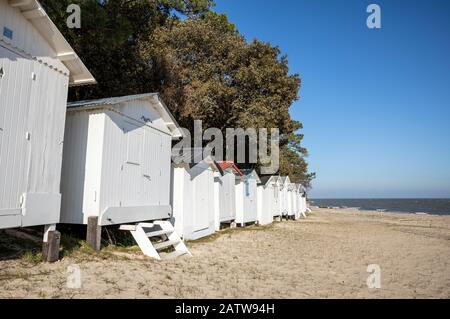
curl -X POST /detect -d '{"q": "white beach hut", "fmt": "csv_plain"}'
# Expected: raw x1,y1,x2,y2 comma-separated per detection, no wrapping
0,0,95,260
286,182,297,219
171,156,219,240
214,161,242,231
271,176,282,219
288,183,297,220
279,176,291,218
293,184,301,219
293,183,307,219
291,183,302,220
257,176,280,225
299,184,308,217
235,170,261,226
60,93,183,250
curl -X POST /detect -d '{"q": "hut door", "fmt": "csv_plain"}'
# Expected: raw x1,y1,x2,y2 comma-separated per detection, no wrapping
223,174,234,219
121,121,144,206
192,166,211,232
0,46,32,212
248,180,257,220
142,129,160,205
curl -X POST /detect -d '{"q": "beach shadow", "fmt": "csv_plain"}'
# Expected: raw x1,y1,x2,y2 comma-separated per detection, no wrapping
0,228,42,261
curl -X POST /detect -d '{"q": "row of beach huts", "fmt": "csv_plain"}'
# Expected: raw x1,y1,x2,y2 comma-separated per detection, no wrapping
0,0,308,261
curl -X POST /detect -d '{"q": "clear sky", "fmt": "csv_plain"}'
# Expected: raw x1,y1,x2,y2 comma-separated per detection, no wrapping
214,0,450,199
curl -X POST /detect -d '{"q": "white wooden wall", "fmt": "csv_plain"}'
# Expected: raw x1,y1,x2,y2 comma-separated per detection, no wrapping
172,163,216,240
60,111,105,224
293,190,300,219
0,0,69,229
287,187,294,217
272,183,280,217
257,184,274,225
279,185,286,216
61,100,173,225
100,108,171,210
301,196,307,214
235,177,258,224
214,171,236,230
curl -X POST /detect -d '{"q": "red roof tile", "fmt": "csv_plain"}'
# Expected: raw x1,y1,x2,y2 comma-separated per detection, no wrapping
217,161,243,176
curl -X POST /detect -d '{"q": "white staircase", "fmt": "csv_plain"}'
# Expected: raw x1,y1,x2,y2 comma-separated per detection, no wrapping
119,221,191,261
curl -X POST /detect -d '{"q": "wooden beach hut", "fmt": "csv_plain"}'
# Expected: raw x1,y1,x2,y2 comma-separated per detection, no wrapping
214,161,243,231
257,176,280,225
0,0,95,260
60,93,183,253
293,184,301,219
279,176,291,218
235,170,261,226
286,182,297,219
171,156,219,240
292,183,307,219
288,183,297,220
299,184,308,217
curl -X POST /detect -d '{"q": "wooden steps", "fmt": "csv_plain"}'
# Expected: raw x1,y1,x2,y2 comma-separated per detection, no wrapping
145,229,172,238
153,240,180,250
120,221,191,261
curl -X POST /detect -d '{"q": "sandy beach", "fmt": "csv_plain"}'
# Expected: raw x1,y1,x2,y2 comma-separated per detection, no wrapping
0,208,449,299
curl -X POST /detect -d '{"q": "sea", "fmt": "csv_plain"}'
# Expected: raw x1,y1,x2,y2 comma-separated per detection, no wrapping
309,198,450,216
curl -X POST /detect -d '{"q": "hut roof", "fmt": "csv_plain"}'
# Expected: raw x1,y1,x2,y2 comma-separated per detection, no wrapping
12,0,95,86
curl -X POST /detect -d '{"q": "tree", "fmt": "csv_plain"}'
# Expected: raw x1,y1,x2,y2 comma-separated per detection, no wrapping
141,12,314,184
39,0,213,101
40,2,314,186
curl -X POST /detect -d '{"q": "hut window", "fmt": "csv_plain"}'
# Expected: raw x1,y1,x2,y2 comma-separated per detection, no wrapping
245,180,250,197
125,128,143,166
3,27,13,40
274,186,278,199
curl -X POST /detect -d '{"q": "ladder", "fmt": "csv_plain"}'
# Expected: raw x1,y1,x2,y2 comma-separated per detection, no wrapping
119,221,191,261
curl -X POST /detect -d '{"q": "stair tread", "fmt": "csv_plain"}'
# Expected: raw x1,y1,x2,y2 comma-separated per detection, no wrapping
153,240,180,250
122,220,190,260
146,229,173,238
138,223,155,228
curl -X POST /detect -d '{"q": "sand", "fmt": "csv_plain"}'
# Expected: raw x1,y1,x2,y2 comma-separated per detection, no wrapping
1,208,449,299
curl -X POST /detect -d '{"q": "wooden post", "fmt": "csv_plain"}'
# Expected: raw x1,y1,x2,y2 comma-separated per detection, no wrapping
86,216,101,250
42,224,60,263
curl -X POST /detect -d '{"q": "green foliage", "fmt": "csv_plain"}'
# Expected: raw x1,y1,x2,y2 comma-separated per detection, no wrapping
40,0,212,100
21,250,43,264
40,1,314,186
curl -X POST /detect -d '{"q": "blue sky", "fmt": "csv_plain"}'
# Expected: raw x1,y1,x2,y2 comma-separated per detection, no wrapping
214,0,450,199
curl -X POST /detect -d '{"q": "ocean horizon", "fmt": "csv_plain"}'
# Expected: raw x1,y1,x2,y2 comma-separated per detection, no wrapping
309,198,450,216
